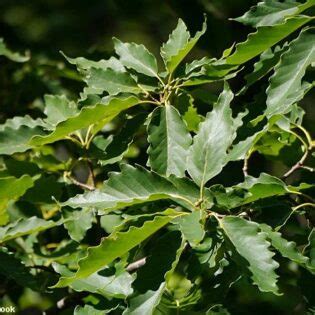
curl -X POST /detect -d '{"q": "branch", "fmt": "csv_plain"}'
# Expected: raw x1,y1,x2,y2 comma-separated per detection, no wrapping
282,151,308,179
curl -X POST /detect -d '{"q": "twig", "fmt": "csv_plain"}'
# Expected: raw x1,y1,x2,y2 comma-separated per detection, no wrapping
242,158,249,177
126,257,147,272
29,265,55,274
243,149,253,177
68,175,95,191
300,165,315,172
282,152,308,179
43,293,87,315
86,160,96,189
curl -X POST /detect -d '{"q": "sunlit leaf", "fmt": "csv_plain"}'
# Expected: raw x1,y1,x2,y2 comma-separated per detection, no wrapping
220,216,280,294
30,96,140,146
147,105,192,177
161,17,207,74
234,0,315,27
114,38,159,78
265,28,315,117
225,16,310,65
54,210,185,287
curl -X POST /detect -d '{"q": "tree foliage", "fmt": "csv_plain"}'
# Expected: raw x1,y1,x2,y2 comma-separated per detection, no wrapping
0,1,315,314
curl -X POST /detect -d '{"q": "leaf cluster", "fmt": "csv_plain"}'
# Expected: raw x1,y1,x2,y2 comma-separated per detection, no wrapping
0,1,315,314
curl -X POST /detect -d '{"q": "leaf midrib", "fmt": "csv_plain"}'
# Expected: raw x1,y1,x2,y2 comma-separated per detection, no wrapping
268,39,315,112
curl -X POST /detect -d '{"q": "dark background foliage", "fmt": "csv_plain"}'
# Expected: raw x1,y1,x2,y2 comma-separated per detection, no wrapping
0,1,314,314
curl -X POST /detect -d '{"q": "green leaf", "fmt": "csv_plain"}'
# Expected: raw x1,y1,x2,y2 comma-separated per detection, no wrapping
0,209,97,242
259,223,309,265
44,95,78,127
100,214,123,234
208,185,247,210
114,38,159,78
30,96,140,146
63,165,200,213
180,66,241,87
227,114,283,162
54,210,184,287
0,116,46,155
241,44,288,93
74,305,105,315
0,126,45,155
210,173,308,209
147,105,192,177
0,216,56,242
63,209,94,242
227,127,268,161
0,38,29,62
237,173,289,204
98,113,146,166
125,231,184,315
124,284,165,315
174,92,203,132
22,175,63,204
176,210,205,246
0,116,46,130
62,51,124,71
225,16,310,65
133,231,183,292
85,68,141,96
0,174,35,225
187,84,242,187
194,236,224,267
234,0,315,27
265,28,315,117
53,263,134,298
220,216,280,294
184,105,202,132
161,18,207,74
0,249,40,290
74,301,120,315
185,57,214,75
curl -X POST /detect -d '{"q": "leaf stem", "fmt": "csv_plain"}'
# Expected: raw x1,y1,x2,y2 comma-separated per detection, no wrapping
276,203,315,231
65,135,83,147
84,125,93,147
138,100,161,106
294,123,313,149
282,129,313,179
155,74,166,87
75,131,85,144
86,160,96,189
65,172,95,191
302,228,314,254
